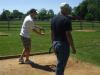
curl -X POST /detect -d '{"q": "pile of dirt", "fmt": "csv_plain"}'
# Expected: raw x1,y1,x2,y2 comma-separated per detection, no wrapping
75,30,96,32
0,32,8,36
0,54,100,75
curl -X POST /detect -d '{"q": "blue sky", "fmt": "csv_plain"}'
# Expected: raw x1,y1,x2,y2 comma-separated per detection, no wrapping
0,0,83,14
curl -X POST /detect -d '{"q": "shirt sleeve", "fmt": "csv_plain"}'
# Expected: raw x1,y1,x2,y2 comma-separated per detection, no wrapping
64,18,72,31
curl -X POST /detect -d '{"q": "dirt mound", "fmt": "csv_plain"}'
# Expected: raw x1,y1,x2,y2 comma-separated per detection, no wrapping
0,54,100,75
0,32,8,36
75,30,96,32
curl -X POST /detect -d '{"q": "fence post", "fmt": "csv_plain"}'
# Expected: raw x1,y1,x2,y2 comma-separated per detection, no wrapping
92,21,94,29
7,20,10,31
80,20,83,30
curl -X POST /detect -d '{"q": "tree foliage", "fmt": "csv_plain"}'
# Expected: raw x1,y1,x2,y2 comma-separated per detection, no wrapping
47,9,54,19
0,8,54,21
0,10,11,20
12,10,24,19
38,8,47,20
0,9,24,21
38,9,54,20
73,0,100,21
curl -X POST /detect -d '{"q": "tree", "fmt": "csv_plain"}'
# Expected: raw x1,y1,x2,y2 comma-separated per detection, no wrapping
12,10,24,20
0,9,11,20
38,8,47,20
87,0,100,20
47,9,54,20
85,13,94,21
73,0,88,20
0,9,24,20
73,0,100,20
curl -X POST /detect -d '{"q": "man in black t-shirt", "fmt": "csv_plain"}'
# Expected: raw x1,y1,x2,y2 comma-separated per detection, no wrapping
51,3,76,75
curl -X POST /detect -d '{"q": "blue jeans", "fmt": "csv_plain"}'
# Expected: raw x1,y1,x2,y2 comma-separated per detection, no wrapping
53,41,70,75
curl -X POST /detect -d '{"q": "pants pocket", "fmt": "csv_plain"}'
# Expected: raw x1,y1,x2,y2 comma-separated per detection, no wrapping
53,41,62,52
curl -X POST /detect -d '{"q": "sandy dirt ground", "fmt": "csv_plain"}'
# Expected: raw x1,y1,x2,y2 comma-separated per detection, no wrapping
0,54,100,75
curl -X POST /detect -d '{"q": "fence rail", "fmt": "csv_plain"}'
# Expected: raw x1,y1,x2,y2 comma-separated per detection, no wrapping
0,20,100,31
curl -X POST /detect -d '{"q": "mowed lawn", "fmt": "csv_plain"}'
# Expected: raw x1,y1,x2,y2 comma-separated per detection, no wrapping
0,22,100,66
0,30,51,55
0,29,100,66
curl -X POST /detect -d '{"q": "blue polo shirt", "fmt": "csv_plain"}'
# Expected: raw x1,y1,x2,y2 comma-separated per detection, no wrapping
51,15,72,43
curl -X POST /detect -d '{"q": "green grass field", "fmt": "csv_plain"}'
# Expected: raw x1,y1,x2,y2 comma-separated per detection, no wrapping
0,21,100,66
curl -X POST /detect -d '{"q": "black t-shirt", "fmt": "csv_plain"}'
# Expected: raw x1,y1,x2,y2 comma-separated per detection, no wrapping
51,15,72,42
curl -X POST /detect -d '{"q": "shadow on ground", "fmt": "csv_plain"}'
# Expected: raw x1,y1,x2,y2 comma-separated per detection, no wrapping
28,61,55,72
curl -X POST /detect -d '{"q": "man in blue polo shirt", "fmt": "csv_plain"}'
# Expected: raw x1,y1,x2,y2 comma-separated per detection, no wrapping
51,3,76,75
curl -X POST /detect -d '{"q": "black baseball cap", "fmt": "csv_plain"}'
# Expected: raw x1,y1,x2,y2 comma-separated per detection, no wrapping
29,9,37,14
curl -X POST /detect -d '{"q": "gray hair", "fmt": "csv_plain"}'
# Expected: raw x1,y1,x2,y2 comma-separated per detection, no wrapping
60,3,71,14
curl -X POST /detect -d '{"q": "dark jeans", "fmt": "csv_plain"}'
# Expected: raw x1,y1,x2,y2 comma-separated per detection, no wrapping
53,41,70,75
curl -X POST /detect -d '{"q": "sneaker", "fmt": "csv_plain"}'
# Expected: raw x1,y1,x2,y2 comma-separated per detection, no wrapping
25,59,32,64
19,57,24,64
